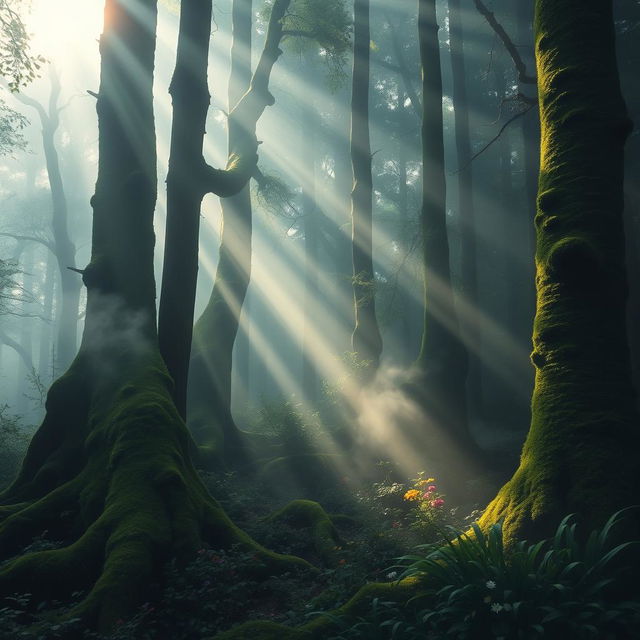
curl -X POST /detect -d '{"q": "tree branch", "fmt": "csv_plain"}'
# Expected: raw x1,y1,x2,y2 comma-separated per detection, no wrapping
473,0,537,85
0,232,55,253
454,102,536,173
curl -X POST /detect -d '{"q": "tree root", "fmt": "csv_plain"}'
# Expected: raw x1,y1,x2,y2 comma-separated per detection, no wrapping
0,353,316,633
264,500,344,566
212,578,422,640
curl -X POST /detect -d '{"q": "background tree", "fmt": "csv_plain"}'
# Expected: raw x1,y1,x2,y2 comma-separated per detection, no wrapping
350,0,382,374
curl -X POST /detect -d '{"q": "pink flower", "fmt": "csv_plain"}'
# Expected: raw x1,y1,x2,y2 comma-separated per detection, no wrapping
422,491,433,499
428,485,437,492
430,498,445,508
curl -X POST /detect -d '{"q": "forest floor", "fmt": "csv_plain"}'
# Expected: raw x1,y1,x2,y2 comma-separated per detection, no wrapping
0,407,487,639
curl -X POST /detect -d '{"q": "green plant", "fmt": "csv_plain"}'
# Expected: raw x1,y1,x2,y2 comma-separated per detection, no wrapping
319,509,640,639
0,404,30,489
396,508,640,639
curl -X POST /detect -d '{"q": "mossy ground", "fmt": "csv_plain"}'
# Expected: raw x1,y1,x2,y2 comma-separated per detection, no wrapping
0,416,478,639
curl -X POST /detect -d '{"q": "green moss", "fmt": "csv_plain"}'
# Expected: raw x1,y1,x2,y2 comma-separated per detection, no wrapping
0,348,314,633
265,500,342,565
479,0,640,544
211,579,420,640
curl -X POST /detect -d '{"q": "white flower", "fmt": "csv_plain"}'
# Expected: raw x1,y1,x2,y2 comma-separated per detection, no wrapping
485,580,496,590
386,571,398,580
490,603,504,614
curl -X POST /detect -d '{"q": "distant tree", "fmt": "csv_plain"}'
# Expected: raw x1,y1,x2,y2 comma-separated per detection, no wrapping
350,0,382,374
413,0,475,464
8,67,82,370
479,0,640,543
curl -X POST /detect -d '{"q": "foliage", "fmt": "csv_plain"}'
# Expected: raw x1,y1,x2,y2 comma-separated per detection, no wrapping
0,0,45,90
329,509,640,639
261,0,351,90
0,404,30,489
0,96,27,155
0,258,22,313
254,171,300,220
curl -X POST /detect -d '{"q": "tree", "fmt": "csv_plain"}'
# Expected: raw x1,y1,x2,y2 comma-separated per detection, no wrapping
0,0,303,630
479,0,640,543
187,0,256,454
350,0,382,374
412,0,476,474
158,0,288,422
0,0,44,90
448,0,479,408
9,67,82,371
186,0,350,453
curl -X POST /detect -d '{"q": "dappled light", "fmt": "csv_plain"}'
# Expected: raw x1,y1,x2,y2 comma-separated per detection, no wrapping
1,0,639,637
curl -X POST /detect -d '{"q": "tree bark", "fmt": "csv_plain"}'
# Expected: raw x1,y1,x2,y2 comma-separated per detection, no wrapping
414,0,470,447
0,2,307,632
479,0,640,543
159,0,288,420
448,0,479,409
350,0,382,374
188,0,254,453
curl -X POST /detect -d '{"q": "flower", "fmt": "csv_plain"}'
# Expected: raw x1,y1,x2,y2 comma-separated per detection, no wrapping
422,491,433,499
428,485,437,492
486,580,496,590
429,498,445,508
490,603,504,613
404,489,421,501
426,477,435,483
386,571,398,580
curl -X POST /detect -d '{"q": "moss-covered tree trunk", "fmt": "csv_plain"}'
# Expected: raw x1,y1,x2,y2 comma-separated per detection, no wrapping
479,0,640,543
187,0,254,455
0,1,305,631
350,0,382,374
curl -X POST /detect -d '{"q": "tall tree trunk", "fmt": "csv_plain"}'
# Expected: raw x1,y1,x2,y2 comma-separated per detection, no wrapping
0,2,305,632
188,0,254,452
159,0,288,421
479,0,640,543
350,0,382,374
38,249,56,384
448,0,479,410
302,100,320,406
415,0,471,448
14,245,34,415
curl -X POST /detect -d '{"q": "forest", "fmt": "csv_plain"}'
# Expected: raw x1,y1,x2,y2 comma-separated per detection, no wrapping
0,0,639,638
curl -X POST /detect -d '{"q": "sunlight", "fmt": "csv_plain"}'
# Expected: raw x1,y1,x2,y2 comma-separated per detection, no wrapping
28,0,103,62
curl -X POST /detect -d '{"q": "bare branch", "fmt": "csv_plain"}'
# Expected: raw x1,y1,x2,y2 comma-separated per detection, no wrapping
473,0,537,85
454,102,536,174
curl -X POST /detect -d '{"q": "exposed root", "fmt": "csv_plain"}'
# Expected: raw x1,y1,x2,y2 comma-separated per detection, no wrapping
213,578,422,640
264,500,343,566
